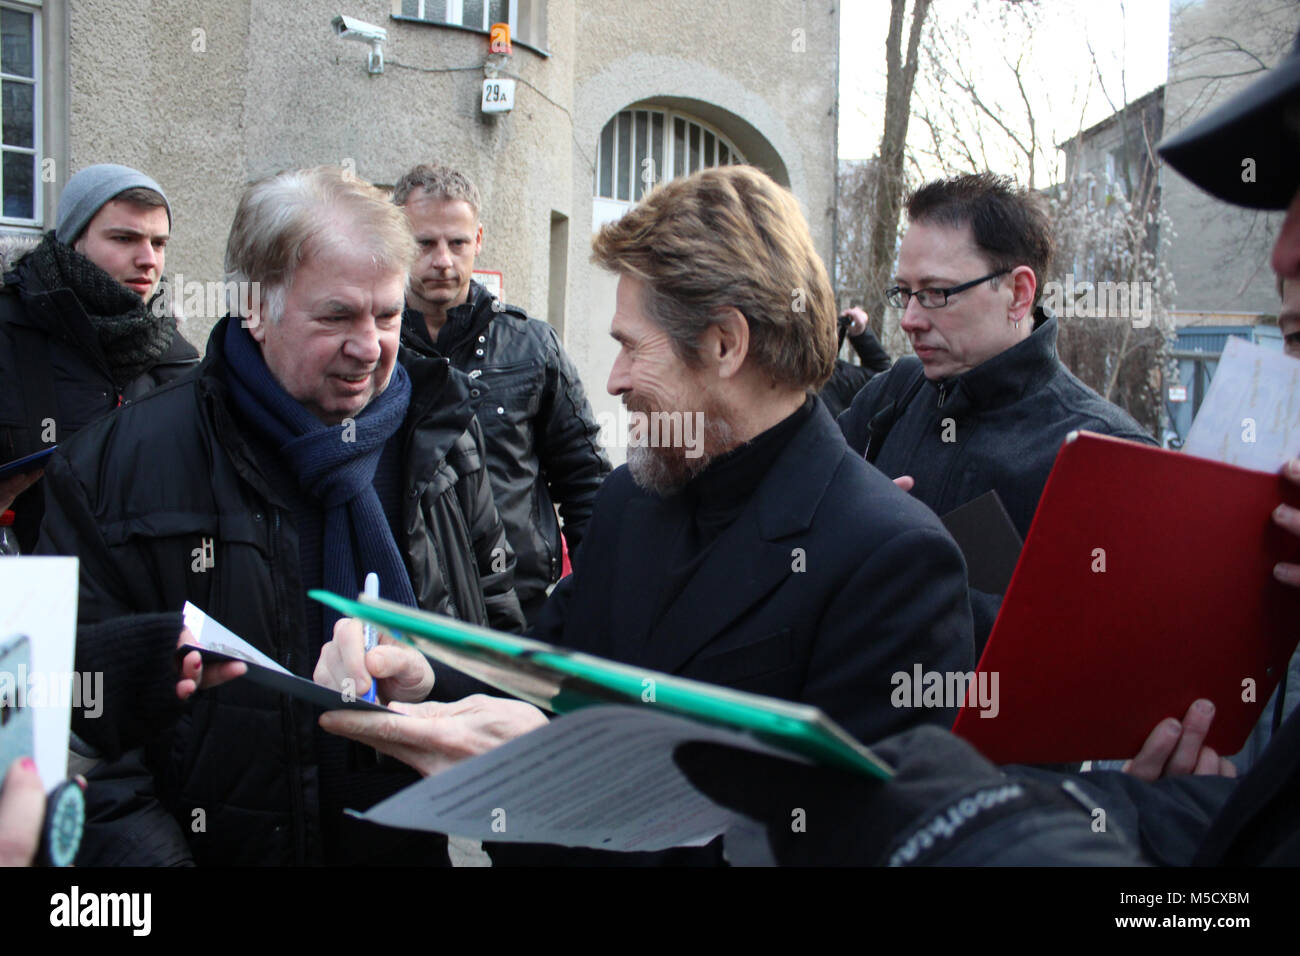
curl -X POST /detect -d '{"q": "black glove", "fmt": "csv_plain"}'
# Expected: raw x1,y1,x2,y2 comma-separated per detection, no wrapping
675,725,1141,865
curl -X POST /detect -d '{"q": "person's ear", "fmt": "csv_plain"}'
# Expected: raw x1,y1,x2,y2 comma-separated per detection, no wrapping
244,293,268,343
706,307,749,379
473,222,483,257
1007,266,1037,325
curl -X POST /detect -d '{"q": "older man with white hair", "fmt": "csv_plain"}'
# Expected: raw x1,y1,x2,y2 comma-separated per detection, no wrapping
38,166,522,866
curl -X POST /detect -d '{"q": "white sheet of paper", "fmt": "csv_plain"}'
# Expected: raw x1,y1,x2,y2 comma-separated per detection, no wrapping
0,557,79,790
183,602,288,674
1183,336,1300,472
355,704,811,852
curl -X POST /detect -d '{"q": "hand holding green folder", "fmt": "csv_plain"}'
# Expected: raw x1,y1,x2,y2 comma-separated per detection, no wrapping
308,589,892,780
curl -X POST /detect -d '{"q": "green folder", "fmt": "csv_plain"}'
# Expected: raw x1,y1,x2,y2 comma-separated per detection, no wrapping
309,589,892,780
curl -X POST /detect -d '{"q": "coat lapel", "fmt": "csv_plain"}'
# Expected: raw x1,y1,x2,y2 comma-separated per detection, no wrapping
606,493,684,656
641,509,794,673
638,401,847,674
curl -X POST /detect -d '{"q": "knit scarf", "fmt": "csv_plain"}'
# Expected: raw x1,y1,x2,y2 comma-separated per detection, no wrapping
26,231,174,388
222,319,418,623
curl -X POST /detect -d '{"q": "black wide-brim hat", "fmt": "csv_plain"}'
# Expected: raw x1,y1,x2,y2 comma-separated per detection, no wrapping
1158,29,1300,210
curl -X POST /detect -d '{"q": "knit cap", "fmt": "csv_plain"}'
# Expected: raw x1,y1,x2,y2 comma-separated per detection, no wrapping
55,164,171,244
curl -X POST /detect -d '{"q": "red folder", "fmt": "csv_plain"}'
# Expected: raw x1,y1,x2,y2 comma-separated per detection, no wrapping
952,431,1300,764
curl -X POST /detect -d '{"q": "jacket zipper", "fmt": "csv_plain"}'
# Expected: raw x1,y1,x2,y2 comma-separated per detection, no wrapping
270,507,308,864
445,479,482,621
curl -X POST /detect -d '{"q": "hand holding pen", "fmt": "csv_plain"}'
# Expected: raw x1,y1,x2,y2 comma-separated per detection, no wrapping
313,617,435,705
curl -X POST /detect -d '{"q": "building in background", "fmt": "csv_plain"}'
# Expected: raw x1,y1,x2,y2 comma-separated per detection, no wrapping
1157,0,1299,440
1058,83,1164,259
1052,0,1300,444
2,0,839,464
1162,0,1295,319
1055,84,1173,441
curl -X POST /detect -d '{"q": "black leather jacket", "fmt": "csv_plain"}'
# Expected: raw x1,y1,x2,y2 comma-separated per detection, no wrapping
0,247,199,551
402,282,610,614
38,316,523,865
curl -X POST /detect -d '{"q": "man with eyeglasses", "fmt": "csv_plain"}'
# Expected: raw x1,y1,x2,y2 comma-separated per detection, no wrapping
839,173,1152,651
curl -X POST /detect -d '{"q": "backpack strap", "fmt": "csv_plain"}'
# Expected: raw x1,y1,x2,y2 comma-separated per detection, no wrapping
863,360,927,464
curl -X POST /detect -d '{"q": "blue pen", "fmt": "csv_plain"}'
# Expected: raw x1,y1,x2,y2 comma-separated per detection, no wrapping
361,572,379,703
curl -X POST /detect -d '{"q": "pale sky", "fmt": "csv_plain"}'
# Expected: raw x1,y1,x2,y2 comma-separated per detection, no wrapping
839,0,1171,184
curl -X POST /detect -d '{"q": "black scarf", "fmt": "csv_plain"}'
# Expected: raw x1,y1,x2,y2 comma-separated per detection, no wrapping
221,319,418,639
26,231,174,387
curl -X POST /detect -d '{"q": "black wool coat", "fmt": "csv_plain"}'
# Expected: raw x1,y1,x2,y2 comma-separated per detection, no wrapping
531,399,976,746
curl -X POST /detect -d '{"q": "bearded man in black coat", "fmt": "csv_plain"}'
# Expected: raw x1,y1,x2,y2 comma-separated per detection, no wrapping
317,168,977,839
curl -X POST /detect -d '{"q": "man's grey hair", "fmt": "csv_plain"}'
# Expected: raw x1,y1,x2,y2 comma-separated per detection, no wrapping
391,164,481,215
223,166,416,322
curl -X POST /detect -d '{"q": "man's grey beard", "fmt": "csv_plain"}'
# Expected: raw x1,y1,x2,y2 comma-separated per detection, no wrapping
626,415,736,497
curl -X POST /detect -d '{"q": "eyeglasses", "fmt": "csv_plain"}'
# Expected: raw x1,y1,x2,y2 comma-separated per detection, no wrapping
885,269,1011,309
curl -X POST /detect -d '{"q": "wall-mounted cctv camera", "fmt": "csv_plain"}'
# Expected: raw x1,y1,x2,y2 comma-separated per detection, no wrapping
332,15,387,43
332,15,387,74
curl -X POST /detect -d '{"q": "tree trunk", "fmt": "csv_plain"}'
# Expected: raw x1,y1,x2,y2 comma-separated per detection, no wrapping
865,0,932,338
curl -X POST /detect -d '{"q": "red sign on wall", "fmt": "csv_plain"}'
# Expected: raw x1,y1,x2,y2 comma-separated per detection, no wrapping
489,22,512,55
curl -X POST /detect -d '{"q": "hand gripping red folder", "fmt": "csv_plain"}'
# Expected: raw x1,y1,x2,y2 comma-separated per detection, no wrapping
953,431,1300,764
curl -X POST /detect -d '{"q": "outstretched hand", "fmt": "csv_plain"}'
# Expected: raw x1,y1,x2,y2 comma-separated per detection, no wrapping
176,627,247,701
1122,699,1238,782
318,694,548,777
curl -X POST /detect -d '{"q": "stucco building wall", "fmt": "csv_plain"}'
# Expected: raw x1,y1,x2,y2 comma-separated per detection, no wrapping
48,0,838,461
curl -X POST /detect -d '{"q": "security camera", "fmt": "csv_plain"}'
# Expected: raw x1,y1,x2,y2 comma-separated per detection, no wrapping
332,15,387,43
332,15,386,74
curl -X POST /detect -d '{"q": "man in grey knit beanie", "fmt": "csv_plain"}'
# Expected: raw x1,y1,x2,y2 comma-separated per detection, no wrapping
54,163,172,301
0,163,197,552
55,163,171,244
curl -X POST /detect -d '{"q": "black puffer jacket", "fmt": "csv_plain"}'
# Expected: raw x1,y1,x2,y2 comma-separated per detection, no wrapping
0,239,199,551
402,281,609,617
38,316,523,865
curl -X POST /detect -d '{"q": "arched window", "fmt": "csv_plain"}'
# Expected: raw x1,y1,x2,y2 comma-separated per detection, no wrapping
593,108,745,230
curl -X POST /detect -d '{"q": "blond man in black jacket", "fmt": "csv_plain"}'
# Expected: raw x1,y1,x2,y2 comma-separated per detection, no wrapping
394,165,610,624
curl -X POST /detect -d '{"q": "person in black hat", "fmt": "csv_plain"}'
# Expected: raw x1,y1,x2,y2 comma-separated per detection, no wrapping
1158,28,1300,211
